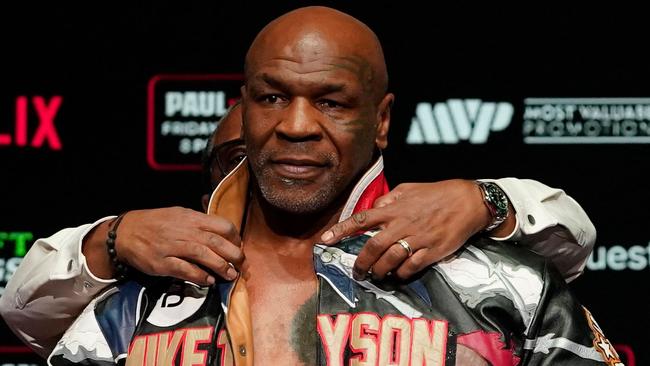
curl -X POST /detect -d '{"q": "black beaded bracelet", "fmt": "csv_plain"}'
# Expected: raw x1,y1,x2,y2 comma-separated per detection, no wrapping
107,212,129,280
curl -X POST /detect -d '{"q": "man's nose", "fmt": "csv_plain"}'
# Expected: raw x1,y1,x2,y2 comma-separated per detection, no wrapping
275,97,322,142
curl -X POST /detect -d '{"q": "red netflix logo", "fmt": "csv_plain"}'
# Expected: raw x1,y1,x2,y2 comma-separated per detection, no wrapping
0,96,63,150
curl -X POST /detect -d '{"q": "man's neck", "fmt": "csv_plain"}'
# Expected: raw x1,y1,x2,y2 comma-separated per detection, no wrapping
243,189,345,250
241,190,329,366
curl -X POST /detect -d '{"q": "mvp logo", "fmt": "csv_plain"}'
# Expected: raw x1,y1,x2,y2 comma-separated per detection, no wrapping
407,99,513,144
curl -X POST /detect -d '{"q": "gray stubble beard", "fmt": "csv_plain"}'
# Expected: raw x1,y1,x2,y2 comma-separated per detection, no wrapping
251,150,345,214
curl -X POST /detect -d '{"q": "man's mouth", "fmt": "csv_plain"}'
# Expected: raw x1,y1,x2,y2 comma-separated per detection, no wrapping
270,157,329,179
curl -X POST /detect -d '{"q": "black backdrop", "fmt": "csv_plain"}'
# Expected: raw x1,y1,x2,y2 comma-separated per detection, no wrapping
0,2,647,365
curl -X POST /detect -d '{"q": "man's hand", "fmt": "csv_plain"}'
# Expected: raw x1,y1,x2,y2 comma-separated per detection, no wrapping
321,180,509,281
83,207,244,285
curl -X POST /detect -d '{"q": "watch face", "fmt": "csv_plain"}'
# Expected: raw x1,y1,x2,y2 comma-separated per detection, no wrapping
486,184,508,215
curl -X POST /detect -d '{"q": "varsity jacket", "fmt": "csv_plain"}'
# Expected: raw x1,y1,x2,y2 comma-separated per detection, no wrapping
48,157,622,366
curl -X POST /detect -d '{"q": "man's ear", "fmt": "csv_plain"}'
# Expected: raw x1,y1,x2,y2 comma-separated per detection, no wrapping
240,85,248,106
201,194,210,212
375,93,394,149
240,85,248,133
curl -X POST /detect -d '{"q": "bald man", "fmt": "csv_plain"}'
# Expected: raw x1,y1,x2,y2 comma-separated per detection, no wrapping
45,6,618,366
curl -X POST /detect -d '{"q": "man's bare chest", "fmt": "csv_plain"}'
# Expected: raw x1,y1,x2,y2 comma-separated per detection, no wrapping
244,254,319,366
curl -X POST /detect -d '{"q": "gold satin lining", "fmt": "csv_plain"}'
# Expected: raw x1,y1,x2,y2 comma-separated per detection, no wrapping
206,159,254,366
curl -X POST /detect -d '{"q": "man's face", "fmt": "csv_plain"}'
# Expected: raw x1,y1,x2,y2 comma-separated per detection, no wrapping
201,105,246,211
209,106,245,185
242,48,384,214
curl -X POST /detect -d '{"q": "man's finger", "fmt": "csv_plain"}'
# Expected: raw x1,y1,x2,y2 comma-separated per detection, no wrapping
197,214,242,248
171,242,239,281
162,257,216,286
199,231,245,268
394,249,430,280
321,209,385,244
352,227,408,280
372,189,401,208
367,239,418,280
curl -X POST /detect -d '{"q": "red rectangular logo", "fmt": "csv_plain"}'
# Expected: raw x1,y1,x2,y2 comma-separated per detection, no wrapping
147,74,243,171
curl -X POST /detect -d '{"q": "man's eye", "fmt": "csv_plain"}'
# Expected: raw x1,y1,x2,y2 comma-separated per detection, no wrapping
228,152,246,167
319,99,342,109
223,148,247,174
262,95,283,104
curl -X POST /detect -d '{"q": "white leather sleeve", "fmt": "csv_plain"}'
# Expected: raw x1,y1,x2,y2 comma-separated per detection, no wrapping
0,217,116,357
479,178,596,282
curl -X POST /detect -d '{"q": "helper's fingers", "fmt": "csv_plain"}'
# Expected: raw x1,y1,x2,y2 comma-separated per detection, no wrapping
171,242,239,281
321,209,386,245
372,189,403,208
352,225,410,280
198,231,245,268
158,257,215,286
394,249,433,280
367,236,420,281
197,214,242,248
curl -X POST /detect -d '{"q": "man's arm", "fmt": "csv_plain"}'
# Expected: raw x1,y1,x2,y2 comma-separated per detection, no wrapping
484,178,596,282
321,178,596,282
0,217,116,357
0,207,244,357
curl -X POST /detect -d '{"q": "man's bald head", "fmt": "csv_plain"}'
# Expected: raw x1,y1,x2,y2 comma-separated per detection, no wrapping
201,102,244,194
213,102,243,146
241,6,394,215
245,6,388,102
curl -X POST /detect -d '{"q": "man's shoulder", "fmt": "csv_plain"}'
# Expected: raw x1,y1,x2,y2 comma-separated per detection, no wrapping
94,281,144,353
48,281,144,365
461,236,550,274
431,237,551,300
428,237,551,331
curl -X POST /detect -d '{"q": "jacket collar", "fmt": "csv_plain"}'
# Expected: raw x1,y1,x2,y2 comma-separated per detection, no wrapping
206,155,390,308
207,155,388,227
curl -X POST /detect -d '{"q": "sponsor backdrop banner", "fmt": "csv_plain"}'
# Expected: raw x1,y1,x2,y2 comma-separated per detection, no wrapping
0,2,646,365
